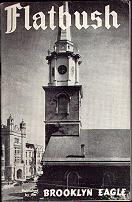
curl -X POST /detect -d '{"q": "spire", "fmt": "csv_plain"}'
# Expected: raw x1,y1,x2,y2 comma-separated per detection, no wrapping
9,114,13,119
7,114,14,123
20,119,26,128
7,114,14,129
57,1,71,42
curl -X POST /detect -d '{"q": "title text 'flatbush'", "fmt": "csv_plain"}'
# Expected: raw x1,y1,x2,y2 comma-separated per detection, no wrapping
5,3,120,34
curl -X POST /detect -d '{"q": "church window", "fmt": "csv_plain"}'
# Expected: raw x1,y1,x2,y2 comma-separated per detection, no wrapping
102,171,114,187
66,171,79,187
56,93,69,114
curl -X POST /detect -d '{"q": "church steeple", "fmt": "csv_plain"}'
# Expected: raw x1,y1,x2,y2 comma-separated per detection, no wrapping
57,25,71,42
43,1,83,148
46,1,81,86
57,1,71,42
55,1,73,53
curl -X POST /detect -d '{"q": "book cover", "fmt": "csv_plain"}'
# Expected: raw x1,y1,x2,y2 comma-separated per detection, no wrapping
1,0,131,201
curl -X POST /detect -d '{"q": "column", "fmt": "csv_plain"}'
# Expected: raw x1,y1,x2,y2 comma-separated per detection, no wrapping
21,135,23,162
54,57,57,86
48,61,51,84
77,61,79,83
75,59,79,84
68,56,71,83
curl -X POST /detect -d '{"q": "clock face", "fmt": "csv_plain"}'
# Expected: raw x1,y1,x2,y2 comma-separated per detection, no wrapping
58,65,67,74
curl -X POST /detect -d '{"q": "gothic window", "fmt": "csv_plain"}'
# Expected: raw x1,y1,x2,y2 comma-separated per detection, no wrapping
102,171,114,187
15,148,17,154
14,138,19,144
56,93,70,114
66,171,80,187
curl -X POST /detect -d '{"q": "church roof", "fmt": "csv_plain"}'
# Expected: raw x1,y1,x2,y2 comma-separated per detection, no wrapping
43,129,130,164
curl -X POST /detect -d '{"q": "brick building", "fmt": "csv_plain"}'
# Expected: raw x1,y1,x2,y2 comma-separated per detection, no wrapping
25,143,35,178
34,145,43,176
25,143,43,178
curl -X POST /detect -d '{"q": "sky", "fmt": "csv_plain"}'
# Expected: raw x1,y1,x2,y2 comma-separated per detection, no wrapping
1,1,130,146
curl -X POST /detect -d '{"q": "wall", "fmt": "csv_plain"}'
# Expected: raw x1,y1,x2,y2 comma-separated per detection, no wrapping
38,165,130,190
45,86,80,121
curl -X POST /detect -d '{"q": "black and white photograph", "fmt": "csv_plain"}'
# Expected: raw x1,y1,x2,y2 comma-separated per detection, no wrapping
1,0,131,201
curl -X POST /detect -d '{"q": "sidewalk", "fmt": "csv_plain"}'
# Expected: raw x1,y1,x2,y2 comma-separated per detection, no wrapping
2,181,19,190
2,183,15,190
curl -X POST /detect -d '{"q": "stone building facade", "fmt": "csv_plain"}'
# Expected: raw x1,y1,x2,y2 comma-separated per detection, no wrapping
1,115,26,181
1,143,5,181
1,115,44,182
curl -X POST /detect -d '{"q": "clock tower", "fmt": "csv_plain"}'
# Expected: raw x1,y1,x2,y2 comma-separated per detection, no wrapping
43,2,83,147
47,2,80,87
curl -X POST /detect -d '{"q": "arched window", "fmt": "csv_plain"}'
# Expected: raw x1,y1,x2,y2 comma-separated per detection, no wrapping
56,93,70,114
102,171,114,187
66,171,80,187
